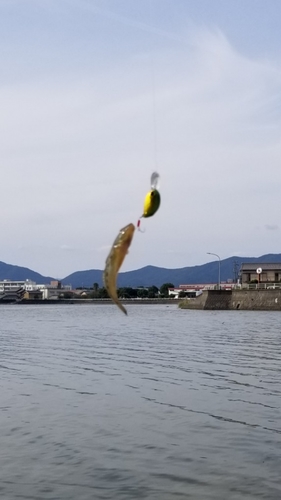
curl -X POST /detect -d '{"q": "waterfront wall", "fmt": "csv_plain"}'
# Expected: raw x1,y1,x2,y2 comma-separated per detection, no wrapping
231,289,281,311
179,289,281,311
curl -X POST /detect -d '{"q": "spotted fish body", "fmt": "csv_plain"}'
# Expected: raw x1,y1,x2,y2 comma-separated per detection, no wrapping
142,189,161,218
103,223,135,315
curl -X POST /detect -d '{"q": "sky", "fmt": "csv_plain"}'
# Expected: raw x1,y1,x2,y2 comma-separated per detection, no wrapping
1,0,281,278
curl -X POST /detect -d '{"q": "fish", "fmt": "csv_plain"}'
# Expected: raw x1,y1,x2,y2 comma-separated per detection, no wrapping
103,223,135,315
142,188,161,218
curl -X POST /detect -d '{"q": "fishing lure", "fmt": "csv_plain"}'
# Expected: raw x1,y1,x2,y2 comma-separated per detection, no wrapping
137,172,161,230
103,223,135,315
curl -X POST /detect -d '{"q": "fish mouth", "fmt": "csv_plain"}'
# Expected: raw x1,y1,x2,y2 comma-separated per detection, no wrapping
120,223,135,245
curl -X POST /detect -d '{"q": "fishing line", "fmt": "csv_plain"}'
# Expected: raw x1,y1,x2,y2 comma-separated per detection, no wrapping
137,0,161,232
148,0,159,172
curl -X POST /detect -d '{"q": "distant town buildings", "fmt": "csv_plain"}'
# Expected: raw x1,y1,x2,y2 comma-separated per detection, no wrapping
0,279,72,302
169,263,281,298
1,261,281,302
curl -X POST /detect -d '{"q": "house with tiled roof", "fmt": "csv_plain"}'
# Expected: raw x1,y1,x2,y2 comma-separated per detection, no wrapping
240,263,281,284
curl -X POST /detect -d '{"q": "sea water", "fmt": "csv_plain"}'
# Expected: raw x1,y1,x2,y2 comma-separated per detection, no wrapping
0,304,280,499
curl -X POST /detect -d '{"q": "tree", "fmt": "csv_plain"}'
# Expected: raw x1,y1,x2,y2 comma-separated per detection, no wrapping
159,283,175,297
118,287,137,298
126,287,138,298
148,285,159,298
137,288,149,298
117,288,126,298
178,290,187,298
91,282,100,298
99,287,109,298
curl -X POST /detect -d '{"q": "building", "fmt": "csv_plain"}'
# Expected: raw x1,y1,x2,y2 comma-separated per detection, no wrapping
168,282,235,298
240,263,281,284
168,287,203,299
39,282,71,300
0,279,37,292
0,279,72,300
0,288,25,303
23,290,43,300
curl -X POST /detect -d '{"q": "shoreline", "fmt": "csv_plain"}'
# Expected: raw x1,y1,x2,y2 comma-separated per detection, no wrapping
179,289,281,311
12,298,181,305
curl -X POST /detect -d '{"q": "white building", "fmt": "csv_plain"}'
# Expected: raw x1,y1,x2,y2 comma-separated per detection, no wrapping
0,279,37,292
168,287,203,299
168,282,235,298
0,279,72,299
37,283,72,300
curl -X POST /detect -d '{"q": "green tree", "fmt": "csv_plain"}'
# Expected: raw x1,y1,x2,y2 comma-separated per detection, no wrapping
159,283,175,297
91,282,100,298
148,285,159,298
117,287,126,298
137,288,149,298
99,287,109,298
118,287,137,298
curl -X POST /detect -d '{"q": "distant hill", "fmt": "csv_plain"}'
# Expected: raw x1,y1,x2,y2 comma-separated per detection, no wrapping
1,254,281,289
0,261,54,284
61,254,281,288
62,269,104,288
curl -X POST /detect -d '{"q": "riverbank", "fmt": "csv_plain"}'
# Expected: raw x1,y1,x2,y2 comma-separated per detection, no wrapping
179,289,281,311
14,298,181,305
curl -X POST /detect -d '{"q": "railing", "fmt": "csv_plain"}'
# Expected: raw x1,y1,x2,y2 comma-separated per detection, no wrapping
241,283,281,290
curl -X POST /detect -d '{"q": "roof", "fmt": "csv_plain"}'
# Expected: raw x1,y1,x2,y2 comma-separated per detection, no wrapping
240,263,281,271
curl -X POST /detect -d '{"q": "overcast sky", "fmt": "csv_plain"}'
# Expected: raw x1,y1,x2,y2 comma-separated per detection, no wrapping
1,0,281,278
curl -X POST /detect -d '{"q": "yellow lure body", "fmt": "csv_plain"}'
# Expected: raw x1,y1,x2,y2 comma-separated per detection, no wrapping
142,189,161,218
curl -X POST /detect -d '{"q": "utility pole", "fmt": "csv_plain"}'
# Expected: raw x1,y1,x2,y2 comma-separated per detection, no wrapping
207,252,221,290
233,260,239,283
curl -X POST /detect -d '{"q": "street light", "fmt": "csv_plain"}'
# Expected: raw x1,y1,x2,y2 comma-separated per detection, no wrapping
207,252,221,290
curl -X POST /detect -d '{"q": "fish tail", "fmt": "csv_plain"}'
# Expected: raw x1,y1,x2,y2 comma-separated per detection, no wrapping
112,293,127,315
117,302,128,315
107,283,128,315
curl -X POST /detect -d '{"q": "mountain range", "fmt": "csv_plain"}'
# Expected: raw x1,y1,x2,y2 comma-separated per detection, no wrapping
0,261,53,284
1,253,281,288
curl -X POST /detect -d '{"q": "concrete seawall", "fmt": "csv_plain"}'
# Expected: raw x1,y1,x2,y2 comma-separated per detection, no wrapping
179,289,281,311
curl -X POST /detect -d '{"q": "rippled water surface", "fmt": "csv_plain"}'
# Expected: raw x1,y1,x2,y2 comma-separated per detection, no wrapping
0,304,281,499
